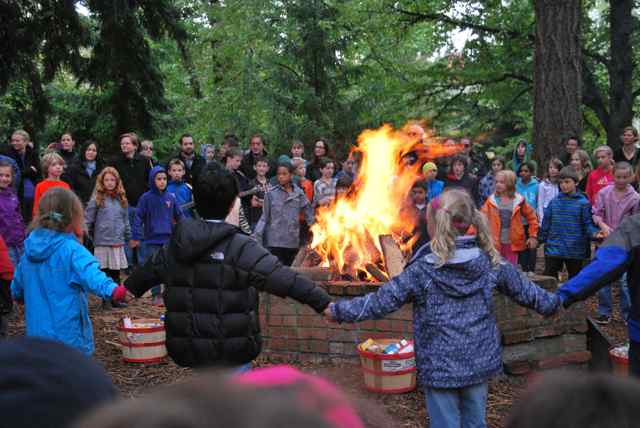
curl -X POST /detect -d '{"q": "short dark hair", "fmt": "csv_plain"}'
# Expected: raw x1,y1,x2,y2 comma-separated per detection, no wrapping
276,162,294,174
225,147,243,160
318,157,334,169
564,135,582,146
559,166,579,183
253,156,269,166
193,164,239,220
517,161,536,174
450,154,469,171
412,180,427,191
223,133,239,147
179,133,193,145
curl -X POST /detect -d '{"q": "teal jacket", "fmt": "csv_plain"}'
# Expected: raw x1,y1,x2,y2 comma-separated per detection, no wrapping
11,228,117,355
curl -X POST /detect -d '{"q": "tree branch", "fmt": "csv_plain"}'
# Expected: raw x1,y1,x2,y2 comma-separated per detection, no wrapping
581,59,610,131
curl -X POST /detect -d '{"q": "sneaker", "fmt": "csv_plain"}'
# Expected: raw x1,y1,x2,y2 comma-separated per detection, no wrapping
594,315,611,325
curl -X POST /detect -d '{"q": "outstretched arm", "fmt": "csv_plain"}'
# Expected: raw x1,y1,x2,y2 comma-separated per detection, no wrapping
496,262,560,316
125,244,169,298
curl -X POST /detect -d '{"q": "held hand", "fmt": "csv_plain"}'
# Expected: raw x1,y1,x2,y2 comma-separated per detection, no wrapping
600,225,612,238
527,237,538,249
250,195,260,208
323,303,337,324
111,284,128,302
129,240,140,249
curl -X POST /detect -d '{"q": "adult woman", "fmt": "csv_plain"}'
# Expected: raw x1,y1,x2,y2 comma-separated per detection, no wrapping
69,140,105,205
570,149,593,192
306,138,332,182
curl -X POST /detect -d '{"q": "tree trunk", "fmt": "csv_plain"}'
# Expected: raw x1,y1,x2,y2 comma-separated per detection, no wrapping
607,0,634,151
532,0,582,165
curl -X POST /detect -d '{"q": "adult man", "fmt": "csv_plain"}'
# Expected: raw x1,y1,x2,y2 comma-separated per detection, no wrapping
1,130,40,223
167,134,206,185
240,134,273,180
461,136,488,178
560,136,581,167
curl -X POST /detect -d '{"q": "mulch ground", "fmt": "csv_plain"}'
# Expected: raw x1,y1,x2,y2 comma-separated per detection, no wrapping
6,279,628,428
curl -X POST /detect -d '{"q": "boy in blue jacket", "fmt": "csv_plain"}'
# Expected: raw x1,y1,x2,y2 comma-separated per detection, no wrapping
167,159,194,218
131,166,183,305
539,166,601,279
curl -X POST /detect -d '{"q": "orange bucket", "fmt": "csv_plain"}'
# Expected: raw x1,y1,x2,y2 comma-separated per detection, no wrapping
357,338,416,394
609,345,629,376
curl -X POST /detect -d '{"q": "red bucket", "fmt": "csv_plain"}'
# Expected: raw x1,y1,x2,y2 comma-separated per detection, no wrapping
357,338,416,394
609,345,629,377
117,318,167,364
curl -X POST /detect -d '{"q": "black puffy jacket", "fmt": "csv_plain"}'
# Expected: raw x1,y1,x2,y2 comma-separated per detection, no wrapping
124,219,331,367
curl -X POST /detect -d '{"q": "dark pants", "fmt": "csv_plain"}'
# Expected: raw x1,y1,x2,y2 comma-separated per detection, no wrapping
629,341,640,378
102,269,120,283
268,247,298,266
543,256,583,280
21,198,33,224
518,225,537,272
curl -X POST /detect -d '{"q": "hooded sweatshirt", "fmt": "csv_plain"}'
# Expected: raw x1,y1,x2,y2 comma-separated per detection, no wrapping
0,187,26,247
506,143,538,176
132,166,184,244
516,177,539,212
10,228,117,355
592,184,640,230
332,237,560,388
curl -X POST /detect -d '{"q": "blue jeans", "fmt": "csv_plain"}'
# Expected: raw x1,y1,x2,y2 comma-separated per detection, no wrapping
139,243,163,296
425,382,488,428
7,245,23,267
597,273,630,320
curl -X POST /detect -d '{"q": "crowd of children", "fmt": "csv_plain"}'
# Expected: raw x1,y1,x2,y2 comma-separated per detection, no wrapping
4,126,640,428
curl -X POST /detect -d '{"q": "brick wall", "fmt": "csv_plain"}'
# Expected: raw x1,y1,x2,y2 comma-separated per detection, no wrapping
259,276,589,375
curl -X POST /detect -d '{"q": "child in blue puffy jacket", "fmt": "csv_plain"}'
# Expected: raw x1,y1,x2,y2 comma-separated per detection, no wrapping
324,189,560,428
10,187,127,355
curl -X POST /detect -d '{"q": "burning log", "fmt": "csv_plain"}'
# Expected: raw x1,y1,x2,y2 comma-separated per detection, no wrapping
365,263,389,283
379,234,406,278
291,266,333,281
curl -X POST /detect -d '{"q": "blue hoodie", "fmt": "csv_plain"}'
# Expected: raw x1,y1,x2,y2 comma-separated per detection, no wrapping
132,166,184,244
167,180,194,218
10,228,117,355
332,237,560,388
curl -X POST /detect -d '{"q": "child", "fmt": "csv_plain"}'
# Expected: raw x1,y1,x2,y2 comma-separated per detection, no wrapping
248,156,271,230
444,155,479,206
167,159,194,218
124,165,330,368
254,162,314,266
405,180,429,253
516,162,540,273
537,158,563,224
592,162,640,324
324,189,560,428
422,162,444,202
539,167,601,279
506,140,538,175
0,160,26,266
570,149,593,192
11,188,127,355
481,170,538,265
33,152,70,217
131,166,184,306
586,145,614,204
478,156,505,205
85,167,131,310
290,140,305,161
312,157,337,208
0,236,13,338
225,147,252,233
292,157,314,246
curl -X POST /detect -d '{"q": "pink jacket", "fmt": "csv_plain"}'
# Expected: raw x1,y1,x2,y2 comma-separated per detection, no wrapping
592,184,640,229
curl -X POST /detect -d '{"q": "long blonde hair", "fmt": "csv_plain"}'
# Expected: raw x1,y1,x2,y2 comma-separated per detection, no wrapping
495,170,516,198
427,189,500,267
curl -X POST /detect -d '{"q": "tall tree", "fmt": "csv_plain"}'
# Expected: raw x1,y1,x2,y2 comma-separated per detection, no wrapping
532,0,583,163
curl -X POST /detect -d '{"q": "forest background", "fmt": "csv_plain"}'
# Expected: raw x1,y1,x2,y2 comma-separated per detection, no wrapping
1,0,638,162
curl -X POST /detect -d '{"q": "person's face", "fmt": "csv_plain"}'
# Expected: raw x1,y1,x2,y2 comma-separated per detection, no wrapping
0,167,12,189
226,155,242,171
205,147,215,161
425,169,437,181
155,172,168,191
321,162,335,178
295,163,306,177
444,139,456,147
516,144,526,158
407,125,425,142
519,166,532,182
343,159,354,173
461,138,472,154
10,134,27,152
49,161,64,179
121,137,136,155
491,160,503,174
314,141,327,157
560,177,577,194
596,150,611,168
570,153,582,171
614,168,633,190
254,161,269,177
548,164,560,178
61,134,74,151
452,161,465,177
622,130,637,146
565,139,579,154
291,145,304,158
495,175,507,194
85,144,97,161
277,166,292,186
169,164,185,181
141,144,153,158
180,137,194,155
220,144,229,157
412,187,426,204
250,137,264,155
103,173,117,191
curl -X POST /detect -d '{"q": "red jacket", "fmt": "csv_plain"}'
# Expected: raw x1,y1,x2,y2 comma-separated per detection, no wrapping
0,236,14,281
586,167,614,204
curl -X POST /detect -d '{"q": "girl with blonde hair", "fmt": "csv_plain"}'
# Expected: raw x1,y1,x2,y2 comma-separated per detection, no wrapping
570,149,593,192
85,167,130,309
324,189,560,428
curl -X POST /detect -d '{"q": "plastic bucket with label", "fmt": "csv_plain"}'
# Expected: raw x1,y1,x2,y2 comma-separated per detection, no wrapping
357,338,416,394
117,318,167,363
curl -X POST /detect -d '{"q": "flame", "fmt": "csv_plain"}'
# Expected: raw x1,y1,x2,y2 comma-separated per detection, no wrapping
310,123,463,279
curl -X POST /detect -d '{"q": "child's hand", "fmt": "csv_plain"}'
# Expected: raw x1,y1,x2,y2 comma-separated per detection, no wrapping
323,303,337,323
111,284,128,302
129,240,140,249
527,237,538,249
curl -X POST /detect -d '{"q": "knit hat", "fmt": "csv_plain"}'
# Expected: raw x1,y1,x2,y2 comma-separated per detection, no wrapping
0,337,117,428
559,166,579,183
277,154,292,166
422,162,438,174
